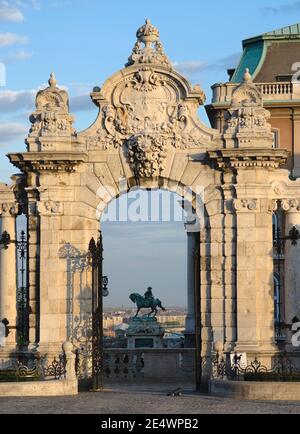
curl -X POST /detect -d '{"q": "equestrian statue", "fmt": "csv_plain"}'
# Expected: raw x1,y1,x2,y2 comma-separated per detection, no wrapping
130,287,166,317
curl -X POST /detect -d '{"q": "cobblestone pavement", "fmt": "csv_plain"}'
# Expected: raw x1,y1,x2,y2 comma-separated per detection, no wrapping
0,384,300,414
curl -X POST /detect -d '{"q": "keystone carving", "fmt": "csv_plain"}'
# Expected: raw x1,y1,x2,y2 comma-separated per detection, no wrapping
126,134,167,178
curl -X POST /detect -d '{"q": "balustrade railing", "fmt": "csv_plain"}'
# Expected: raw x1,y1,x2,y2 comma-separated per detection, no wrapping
75,348,195,381
212,81,297,104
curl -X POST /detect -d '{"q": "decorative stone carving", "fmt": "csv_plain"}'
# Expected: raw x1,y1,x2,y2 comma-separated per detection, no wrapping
0,184,20,218
28,73,75,141
9,152,87,174
224,69,273,149
272,181,287,196
88,66,207,154
209,149,289,170
37,201,63,216
78,19,216,179
231,69,262,107
281,199,300,212
268,199,279,213
126,19,171,68
234,199,258,212
127,134,167,178
0,203,19,217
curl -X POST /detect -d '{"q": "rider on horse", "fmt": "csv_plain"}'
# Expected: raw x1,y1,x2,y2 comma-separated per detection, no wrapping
130,287,166,317
144,287,154,306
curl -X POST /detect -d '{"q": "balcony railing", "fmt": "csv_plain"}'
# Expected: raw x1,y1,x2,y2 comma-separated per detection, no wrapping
212,81,300,104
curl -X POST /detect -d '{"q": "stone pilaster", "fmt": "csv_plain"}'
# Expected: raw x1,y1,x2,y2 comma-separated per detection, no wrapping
234,197,276,353
36,193,99,356
221,172,237,352
26,188,40,348
201,194,225,354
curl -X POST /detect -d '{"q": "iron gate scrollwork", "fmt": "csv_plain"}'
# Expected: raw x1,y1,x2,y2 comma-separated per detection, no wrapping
16,230,29,344
0,229,29,344
89,233,104,391
213,351,300,381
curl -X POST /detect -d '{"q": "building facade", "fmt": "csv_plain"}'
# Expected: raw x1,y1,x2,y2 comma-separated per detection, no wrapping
206,23,300,177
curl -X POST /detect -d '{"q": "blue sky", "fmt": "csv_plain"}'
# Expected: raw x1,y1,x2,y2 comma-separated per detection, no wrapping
1,0,300,306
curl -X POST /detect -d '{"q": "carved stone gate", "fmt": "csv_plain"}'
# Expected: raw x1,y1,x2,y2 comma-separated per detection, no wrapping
0,19,299,383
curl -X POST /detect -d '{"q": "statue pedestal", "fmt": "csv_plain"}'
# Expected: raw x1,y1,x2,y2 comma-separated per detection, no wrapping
126,316,165,349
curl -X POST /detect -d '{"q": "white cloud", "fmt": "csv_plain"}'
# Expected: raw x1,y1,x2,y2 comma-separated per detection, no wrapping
173,60,208,75
0,1,24,21
173,53,241,79
0,122,27,145
0,89,36,113
0,32,27,46
5,49,32,62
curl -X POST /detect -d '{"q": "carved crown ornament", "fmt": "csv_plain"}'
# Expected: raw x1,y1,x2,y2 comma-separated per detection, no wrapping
77,19,220,179
126,18,171,68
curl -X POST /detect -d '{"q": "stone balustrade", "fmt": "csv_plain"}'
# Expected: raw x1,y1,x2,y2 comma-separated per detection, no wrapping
103,348,195,381
212,81,298,104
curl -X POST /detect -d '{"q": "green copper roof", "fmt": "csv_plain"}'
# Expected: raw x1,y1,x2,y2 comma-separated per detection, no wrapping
231,41,264,83
230,23,300,83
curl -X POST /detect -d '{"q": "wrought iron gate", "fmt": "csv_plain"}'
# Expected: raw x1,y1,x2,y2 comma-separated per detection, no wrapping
89,233,104,391
0,229,29,343
193,235,202,392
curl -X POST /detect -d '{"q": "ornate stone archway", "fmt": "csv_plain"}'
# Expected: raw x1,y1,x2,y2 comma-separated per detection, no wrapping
0,20,294,371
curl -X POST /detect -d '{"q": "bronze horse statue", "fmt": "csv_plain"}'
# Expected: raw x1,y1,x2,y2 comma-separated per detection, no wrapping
130,293,166,317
